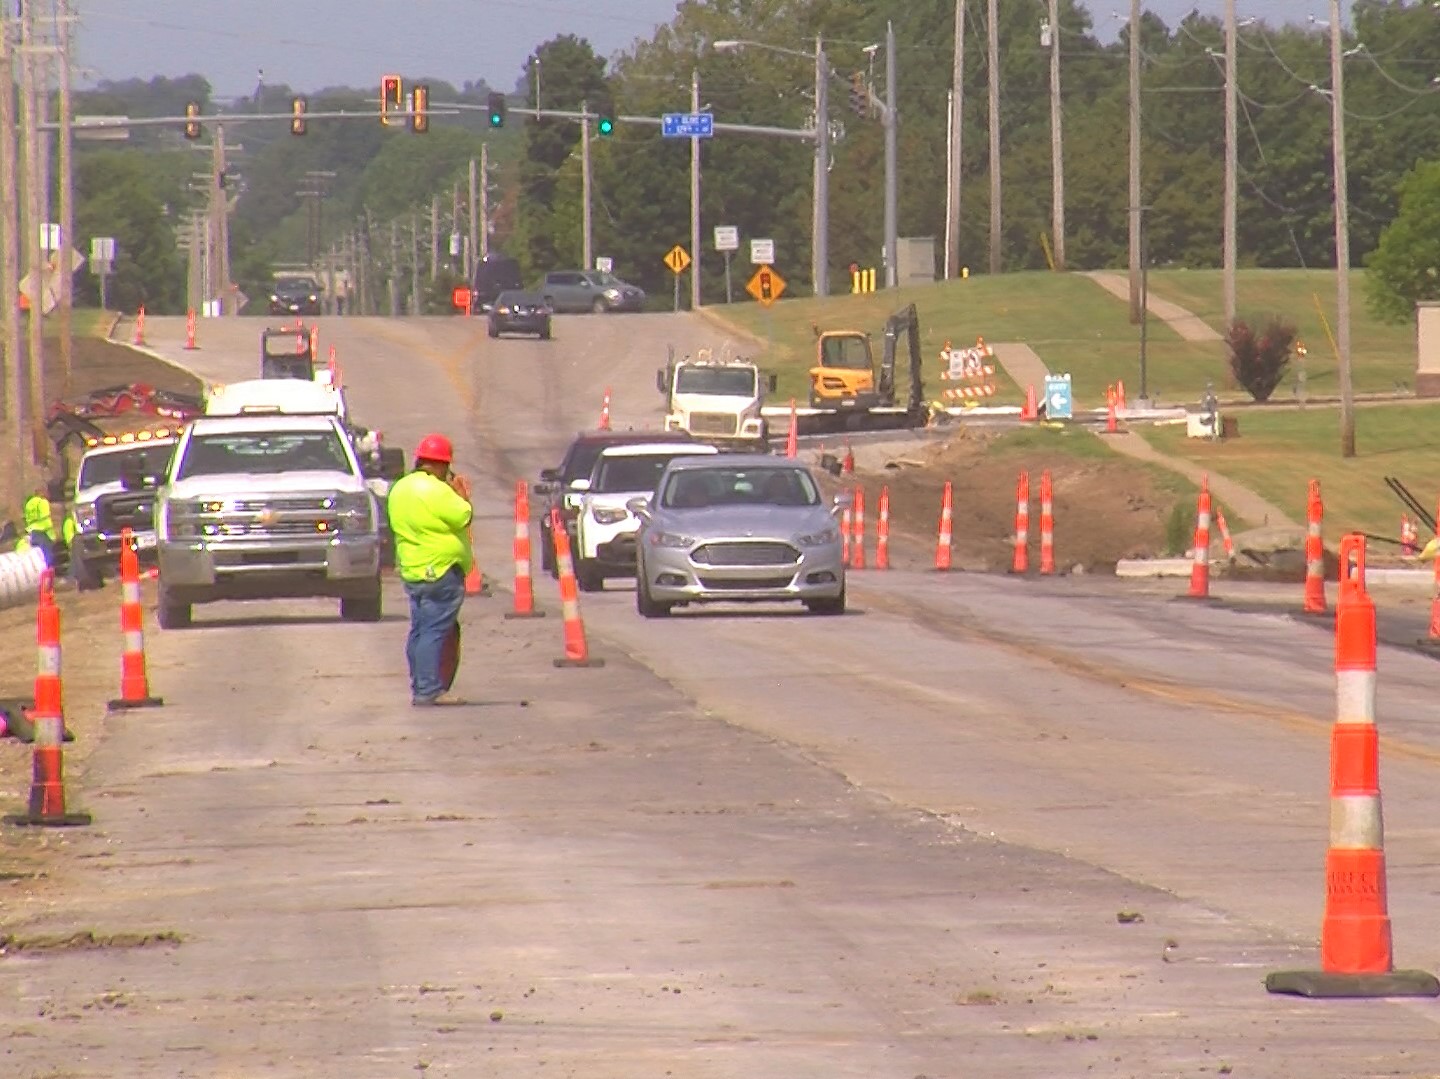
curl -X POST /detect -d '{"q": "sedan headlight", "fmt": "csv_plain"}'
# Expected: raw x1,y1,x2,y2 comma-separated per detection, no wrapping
73,502,97,532
269,293,279,302
796,527,839,547
647,530,695,549
592,507,629,525
308,293,318,302
496,305,511,315
603,288,622,299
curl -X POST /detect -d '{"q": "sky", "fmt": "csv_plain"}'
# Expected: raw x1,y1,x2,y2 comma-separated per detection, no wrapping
72,1,1352,100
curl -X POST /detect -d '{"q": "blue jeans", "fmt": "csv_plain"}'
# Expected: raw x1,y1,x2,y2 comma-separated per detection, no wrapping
403,566,466,702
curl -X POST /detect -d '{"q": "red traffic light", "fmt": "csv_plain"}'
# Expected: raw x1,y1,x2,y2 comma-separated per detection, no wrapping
381,75,403,126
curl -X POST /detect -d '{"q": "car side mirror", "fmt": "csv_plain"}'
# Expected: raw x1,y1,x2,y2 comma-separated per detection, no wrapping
539,467,560,482
532,481,557,496
569,478,591,493
626,496,651,520
831,491,853,517
656,369,666,393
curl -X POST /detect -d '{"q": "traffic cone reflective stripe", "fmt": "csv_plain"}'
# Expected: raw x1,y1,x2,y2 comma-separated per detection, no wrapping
1106,398,1118,433
1188,477,1211,599
850,488,866,569
1266,534,1440,998
599,388,612,431
840,506,852,565
875,486,891,570
1304,479,1328,614
1039,470,1055,575
934,481,953,571
552,517,602,668
109,529,163,710
505,480,544,620
785,399,798,458
6,572,91,828
1011,472,1030,574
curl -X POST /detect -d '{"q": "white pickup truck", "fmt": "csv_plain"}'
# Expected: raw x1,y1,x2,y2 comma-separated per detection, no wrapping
658,354,776,449
154,413,384,628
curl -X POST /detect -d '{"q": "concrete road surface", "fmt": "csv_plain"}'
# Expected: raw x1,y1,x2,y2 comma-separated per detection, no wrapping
4,313,1439,1078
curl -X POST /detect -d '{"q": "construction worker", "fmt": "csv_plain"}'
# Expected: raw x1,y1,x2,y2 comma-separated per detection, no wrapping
23,483,57,567
386,433,474,706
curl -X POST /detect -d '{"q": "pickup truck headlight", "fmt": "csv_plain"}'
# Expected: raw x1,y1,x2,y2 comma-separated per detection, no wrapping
163,498,206,539
73,502,97,532
795,527,838,547
647,530,695,549
591,507,629,525
329,492,374,531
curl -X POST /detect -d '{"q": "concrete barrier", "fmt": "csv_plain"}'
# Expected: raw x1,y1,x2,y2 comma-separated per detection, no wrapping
0,548,48,610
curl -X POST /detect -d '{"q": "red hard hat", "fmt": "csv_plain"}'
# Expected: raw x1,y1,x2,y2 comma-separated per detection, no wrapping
415,433,453,463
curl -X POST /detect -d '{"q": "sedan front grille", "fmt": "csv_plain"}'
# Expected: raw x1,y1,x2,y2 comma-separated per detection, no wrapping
692,541,801,566
697,575,795,591
688,412,738,436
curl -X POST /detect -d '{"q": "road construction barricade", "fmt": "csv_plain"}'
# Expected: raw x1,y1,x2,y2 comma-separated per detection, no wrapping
0,547,47,611
936,338,997,405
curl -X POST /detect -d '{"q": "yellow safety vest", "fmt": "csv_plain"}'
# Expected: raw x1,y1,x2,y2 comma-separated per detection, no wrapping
23,495,56,541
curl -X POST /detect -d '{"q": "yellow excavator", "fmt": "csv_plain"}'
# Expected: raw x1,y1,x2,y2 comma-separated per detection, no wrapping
808,325,882,408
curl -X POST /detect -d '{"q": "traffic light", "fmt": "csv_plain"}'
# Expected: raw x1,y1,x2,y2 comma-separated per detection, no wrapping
183,101,202,140
381,74,403,126
487,91,506,128
848,72,867,117
758,269,774,302
597,110,614,136
290,96,307,136
410,84,429,134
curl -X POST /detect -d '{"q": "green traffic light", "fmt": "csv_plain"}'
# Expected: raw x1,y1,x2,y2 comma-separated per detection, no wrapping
489,113,502,128
598,117,614,135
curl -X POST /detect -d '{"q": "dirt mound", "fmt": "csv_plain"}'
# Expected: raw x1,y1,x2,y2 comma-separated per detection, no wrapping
837,427,1184,573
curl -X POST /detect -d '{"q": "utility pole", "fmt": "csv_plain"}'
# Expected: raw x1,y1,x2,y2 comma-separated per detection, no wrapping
20,0,46,470
56,0,73,394
1047,0,1065,271
986,0,1001,274
945,0,965,279
1223,0,1238,332
1328,0,1355,458
388,221,400,316
883,21,898,288
1128,0,1142,322
451,181,461,272
690,67,702,308
211,124,229,313
410,212,422,314
186,212,203,313
479,143,490,260
1,12,25,501
580,99,592,270
429,194,440,280
467,155,479,272
812,39,829,298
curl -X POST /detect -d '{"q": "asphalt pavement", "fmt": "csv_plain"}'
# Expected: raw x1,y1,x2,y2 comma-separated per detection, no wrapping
3,312,1439,1078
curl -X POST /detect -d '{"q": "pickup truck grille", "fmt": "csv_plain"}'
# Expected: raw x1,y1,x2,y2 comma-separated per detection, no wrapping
97,492,156,534
191,493,349,540
229,496,334,513
692,541,800,566
688,412,738,436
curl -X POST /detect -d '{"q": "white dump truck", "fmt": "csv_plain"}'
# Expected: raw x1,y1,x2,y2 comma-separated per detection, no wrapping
657,348,776,450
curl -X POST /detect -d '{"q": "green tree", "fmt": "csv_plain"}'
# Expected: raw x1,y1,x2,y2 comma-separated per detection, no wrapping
72,148,187,313
1365,160,1440,324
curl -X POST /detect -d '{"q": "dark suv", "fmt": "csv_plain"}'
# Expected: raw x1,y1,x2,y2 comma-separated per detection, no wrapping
488,290,552,339
269,275,323,316
534,430,695,575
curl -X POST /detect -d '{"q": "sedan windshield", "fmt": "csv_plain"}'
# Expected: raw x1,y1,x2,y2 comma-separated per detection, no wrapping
177,431,352,479
592,453,686,494
674,366,757,396
660,466,819,509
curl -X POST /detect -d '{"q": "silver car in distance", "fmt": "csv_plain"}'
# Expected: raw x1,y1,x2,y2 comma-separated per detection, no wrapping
627,455,851,617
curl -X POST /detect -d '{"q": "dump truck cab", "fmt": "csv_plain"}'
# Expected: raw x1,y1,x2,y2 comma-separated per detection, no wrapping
260,325,317,380
809,329,880,408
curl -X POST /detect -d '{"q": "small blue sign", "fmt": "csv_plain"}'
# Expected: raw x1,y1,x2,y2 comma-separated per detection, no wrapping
1043,373,1073,420
662,112,715,138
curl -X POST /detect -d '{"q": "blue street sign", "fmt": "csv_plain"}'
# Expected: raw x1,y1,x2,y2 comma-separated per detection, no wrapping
662,112,715,138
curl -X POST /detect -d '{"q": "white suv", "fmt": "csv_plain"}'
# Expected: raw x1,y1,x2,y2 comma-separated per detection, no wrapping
572,443,718,591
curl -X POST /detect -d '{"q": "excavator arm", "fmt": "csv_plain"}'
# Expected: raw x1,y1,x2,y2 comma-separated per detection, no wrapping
878,303,923,417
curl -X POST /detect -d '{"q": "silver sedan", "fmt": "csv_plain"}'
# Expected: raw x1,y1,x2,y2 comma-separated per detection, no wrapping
628,455,849,617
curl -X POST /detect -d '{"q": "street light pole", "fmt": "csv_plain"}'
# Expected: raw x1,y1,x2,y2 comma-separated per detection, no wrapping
1328,0,1355,457
813,36,829,298
883,21,898,289
691,68,702,309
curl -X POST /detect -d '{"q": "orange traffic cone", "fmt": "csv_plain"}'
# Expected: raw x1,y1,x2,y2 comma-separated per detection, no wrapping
1116,379,1127,410
504,480,545,620
785,399,798,458
184,308,199,350
1423,499,1440,647
850,488,866,570
1304,479,1328,615
1187,476,1212,599
1039,470,1055,575
5,573,91,828
599,387,613,431
1214,506,1236,561
1106,396,1118,434
551,510,603,668
841,441,854,474
1266,535,1440,999
309,326,320,361
1010,471,1030,574
840,502,852,566
107,529,163,710
132,305,146,346
875,486,891,570
1022,384,1038,420
934,481,953,571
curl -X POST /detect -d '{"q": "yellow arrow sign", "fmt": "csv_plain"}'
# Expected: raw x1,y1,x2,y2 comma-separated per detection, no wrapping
745,266,786,307
663,244,691,275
